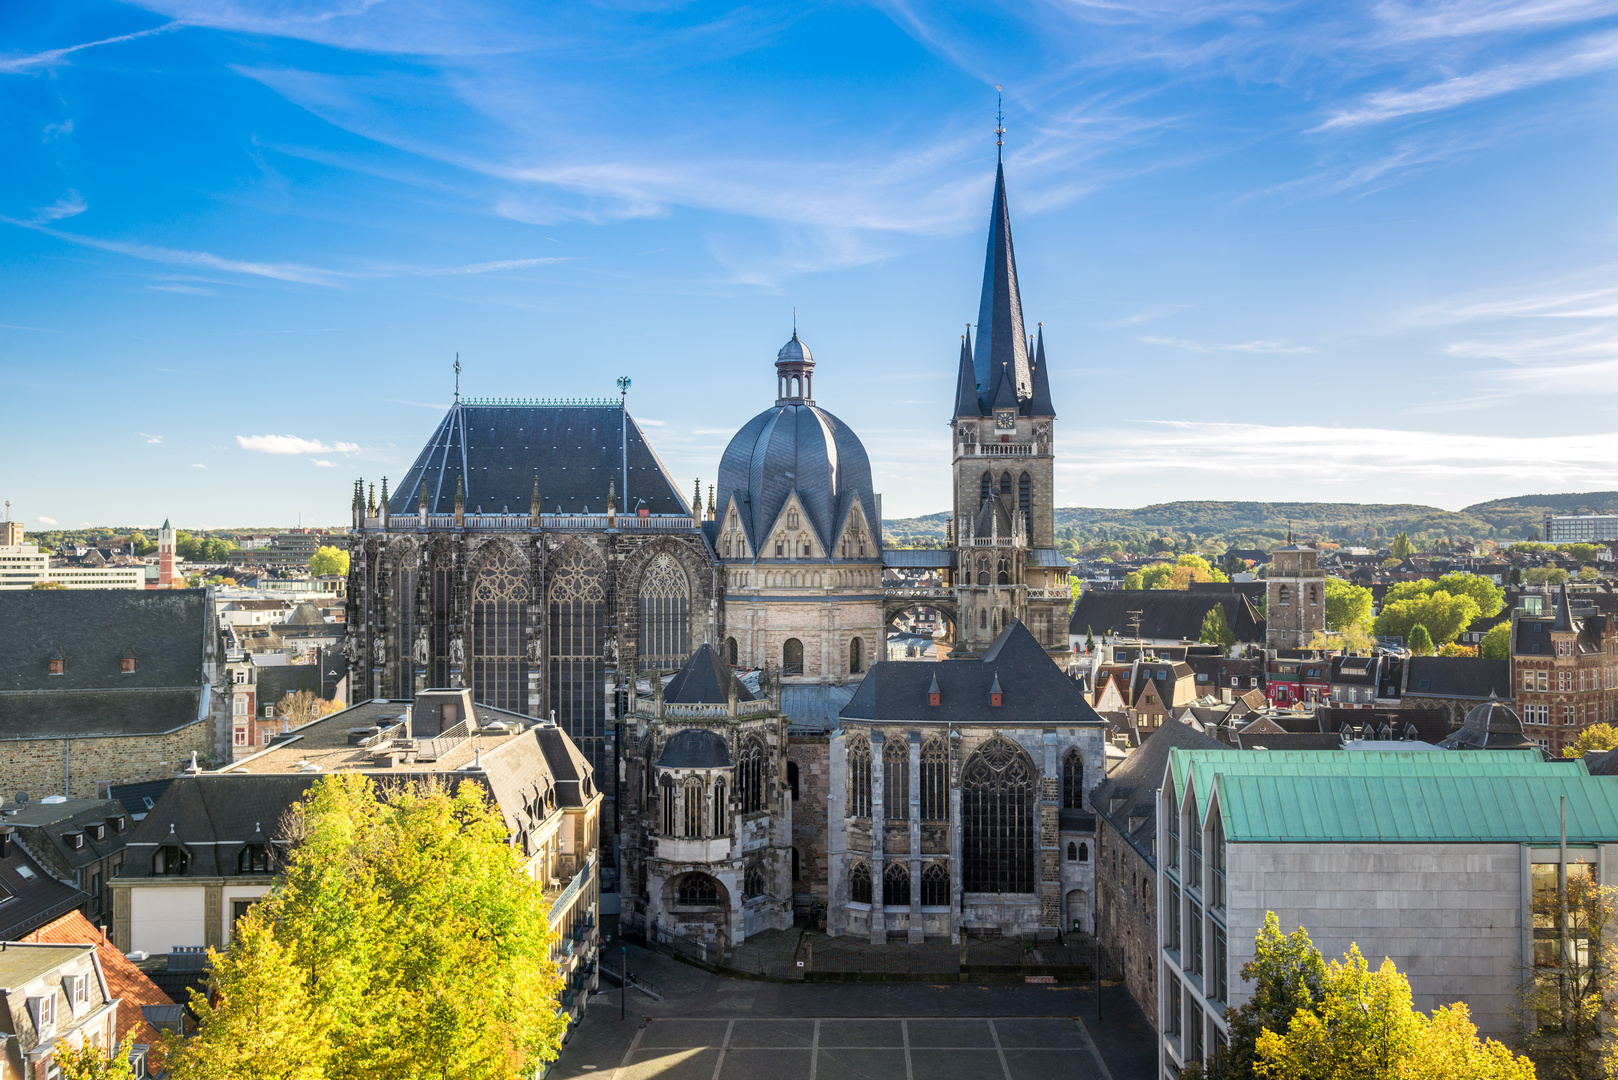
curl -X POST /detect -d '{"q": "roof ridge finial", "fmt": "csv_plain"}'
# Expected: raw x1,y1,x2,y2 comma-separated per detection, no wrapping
793,306,797,338
995,85,1005,163
454,352,461,402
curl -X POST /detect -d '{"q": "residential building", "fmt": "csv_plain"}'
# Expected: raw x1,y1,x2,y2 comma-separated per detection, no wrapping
1543,512,1618,543
1401,656,1514,730
1155,739,1618,1074
0,589,227,798
0,545,143,590
1264,543,1325,649
1,825,89,941
1,797,132,928
109,690,604,1021
1510,583,1617,754
0,942,120,1080
1069,589,1263,654
825,621,1106,943
1327,653,1403,708
1263,650,1330,708
1092,719,1226,1029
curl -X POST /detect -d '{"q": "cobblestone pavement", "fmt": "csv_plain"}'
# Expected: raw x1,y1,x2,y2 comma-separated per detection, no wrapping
551,939,1158,1080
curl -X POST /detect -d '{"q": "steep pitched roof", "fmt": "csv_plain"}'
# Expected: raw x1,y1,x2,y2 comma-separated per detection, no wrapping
389,403,688,517
663,643,754,704
972,162,1031,410
953,331,982,418
1069,588,1263,643
1027,325,1055,418
1091,718,1227,867
20,911,175,1047
841,620,1103,724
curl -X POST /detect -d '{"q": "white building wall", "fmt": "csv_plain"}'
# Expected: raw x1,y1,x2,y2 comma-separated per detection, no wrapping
129,885,207,954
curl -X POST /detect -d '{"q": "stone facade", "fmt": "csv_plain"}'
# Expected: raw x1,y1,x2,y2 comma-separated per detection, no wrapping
0,722,214,801
1095,813,1157,1026
1264,545,1325,649
787,736,830,910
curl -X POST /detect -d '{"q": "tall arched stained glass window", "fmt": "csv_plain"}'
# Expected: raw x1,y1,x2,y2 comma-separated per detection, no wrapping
848,736,872,818
883,738,909,820
920,863,949,906
1062,748,1085,811
850,861,872,904
744,863,765,900
431,548,455,689
660,776,676,836
884,863,910,906
638,553,690,673
470,545,527,712
739,737,765,814
683,775,705,838
549,548,607,789
961,736,1036,894
919,737,948,821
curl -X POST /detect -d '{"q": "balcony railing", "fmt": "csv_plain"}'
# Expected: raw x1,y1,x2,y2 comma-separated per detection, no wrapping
885,587,953,599
361,513,694,532
961,442,1036,456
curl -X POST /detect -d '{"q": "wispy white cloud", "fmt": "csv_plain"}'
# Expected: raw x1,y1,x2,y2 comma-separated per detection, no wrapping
37,516,58,525
1142,335,1315,354
312,459,337,467
0,21,182,74
33,191,86,223
237,434,360,455
1371,0,1618,43
140,433,163,444
1317,28,1618,129
1,215,339,284
192,463,207,468
43,119,73,140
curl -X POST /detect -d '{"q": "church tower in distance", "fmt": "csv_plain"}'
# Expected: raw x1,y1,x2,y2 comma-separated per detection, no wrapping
950,162,1070,657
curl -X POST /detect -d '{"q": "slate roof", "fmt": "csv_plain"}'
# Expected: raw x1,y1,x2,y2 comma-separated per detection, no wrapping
0,589,210,742
388,403,689,517
19,911,175,1047
717,360,880,561
959,163,1044,417
841,620,1104,724
1069,588,1263,642
1437,696,1536,751
656,730,734,769
1091,718,1226,867
781,684,856,733
1404,657,1512,700
1232,731,1345,751
0,835,88,940
3,798,132,878
882,549,958,569
663,644,753,704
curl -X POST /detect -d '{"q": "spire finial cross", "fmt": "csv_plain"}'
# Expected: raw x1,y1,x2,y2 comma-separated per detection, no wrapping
454,353,461,401
995,85,1005,161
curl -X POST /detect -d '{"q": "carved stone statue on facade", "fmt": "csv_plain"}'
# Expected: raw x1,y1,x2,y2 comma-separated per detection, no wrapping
342,636,358,665
448,636,465,666
372,634,386,664
412,627,430,666
526,633,543,664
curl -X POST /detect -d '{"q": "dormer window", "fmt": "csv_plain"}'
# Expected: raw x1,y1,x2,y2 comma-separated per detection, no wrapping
989,674,1003,707
48,658,64,675
238,844,271,874
110,815,126,832
121,657,137,673
153,845,188,875
68,832,85,850
28,993,55,1035
90,823,106,841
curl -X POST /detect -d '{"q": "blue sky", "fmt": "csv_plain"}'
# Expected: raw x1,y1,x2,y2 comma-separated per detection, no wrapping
4,0,1618,529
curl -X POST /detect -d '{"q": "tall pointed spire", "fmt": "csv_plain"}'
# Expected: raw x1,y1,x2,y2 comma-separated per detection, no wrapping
1027,323,1055,417
953,327,982,417
972,162,1030,407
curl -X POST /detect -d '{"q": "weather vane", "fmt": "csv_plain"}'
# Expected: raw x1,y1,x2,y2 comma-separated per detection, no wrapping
454,353,461,401
616,375,631,403
995,85,1005,161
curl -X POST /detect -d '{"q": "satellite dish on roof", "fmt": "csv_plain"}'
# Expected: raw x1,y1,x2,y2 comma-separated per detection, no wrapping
15,792,28,804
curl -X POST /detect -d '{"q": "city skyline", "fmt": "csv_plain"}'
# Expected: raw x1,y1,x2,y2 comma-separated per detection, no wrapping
5,0,1618,527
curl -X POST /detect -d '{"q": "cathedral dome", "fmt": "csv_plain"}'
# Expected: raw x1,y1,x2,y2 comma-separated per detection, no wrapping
716,334,879,559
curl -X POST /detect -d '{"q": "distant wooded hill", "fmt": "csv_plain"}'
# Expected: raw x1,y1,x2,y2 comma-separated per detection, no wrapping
881,493,1618,547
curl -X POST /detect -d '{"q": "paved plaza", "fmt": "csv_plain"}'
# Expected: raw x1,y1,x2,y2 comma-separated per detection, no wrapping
548,936,1158,1080
611,1015,1110,1080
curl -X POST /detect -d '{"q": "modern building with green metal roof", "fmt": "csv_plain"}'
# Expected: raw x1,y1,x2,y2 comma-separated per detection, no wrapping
1156,747,1618,1075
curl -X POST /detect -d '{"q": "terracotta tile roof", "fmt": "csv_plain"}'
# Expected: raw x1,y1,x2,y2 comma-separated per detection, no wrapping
20,910,176,1046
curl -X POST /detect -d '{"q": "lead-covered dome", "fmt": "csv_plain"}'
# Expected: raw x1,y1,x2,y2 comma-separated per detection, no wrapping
716,334,880,560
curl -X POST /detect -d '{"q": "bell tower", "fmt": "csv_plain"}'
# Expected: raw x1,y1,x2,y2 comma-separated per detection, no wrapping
949,159,1068,658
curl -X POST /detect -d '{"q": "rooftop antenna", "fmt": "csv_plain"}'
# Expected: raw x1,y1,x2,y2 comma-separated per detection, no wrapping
995,85,1005,162
793,306,797,336
454,353,461,402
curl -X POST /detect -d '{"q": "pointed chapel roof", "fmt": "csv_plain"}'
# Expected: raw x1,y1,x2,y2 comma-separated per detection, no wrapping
954,330,982,418
971,162,1030,410
1553,581,1578,633
663,642,755,704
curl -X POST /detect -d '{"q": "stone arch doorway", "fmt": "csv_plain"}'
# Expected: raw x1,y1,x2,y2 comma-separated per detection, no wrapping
1065,889,1090,933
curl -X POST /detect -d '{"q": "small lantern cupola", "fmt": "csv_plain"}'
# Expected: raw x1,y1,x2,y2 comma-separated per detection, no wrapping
928,672,941,708
989,672,1003,708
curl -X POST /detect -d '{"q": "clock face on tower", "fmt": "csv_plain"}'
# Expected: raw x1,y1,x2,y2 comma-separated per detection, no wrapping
994,410,1016,431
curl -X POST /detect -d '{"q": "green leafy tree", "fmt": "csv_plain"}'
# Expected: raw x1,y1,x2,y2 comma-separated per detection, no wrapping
1562,543,1599,563
1408,623,1436,655
1579,566,1601,581
1322,578,1373,633
1375,592,1482,647
29,580,67,590
1221,550,1249,577
1390,531,1416,559
1383,572,1506,619
1527,567,1570,587
171,773,566,1080
128,531,155,556
52,1034,140,1080
1200,604,1237,648
308,546,350,577
1084,625,1096,653
1480,621,1512,660
1564,723,1618,758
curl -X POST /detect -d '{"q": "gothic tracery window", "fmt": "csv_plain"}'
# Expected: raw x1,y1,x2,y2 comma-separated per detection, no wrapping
848,736,872,818
712,778,727,836
850,860,872,904
660,776,676,836
739,737,765,814
683,775,705,838
962,736,1036,894
1000,472,1011,495
744,862,765,900
676,874,720,905
638,552,690,673
1062,748,1085,811
393,548,418,699
884,863,910,907
431,548,455,689
549,548,607,786
470,545,527,712
921,862,949,906
883,738,909,820
980,472,992,503
997,558,1010,586
919,737,948,821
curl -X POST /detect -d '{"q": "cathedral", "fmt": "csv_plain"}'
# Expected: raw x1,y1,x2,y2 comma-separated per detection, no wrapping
347,153,1098,940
